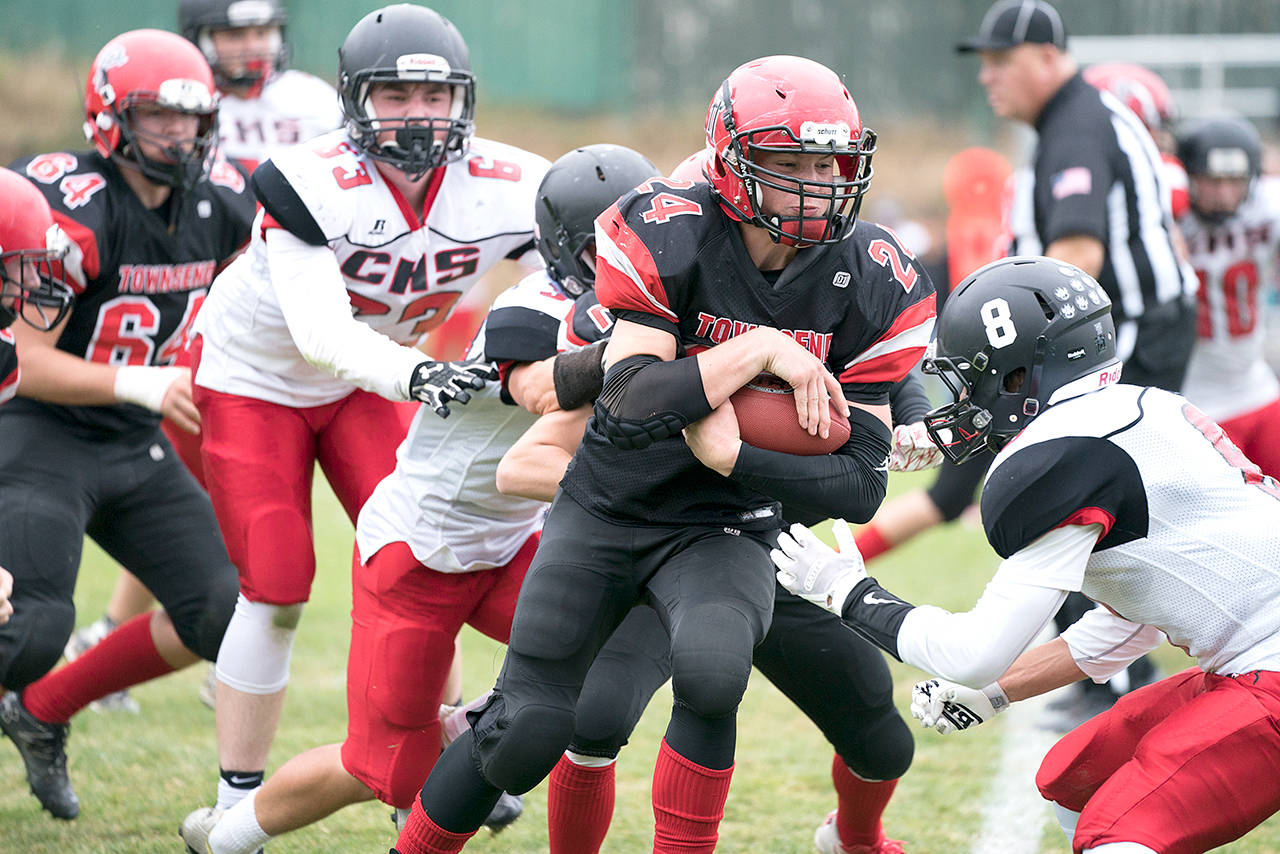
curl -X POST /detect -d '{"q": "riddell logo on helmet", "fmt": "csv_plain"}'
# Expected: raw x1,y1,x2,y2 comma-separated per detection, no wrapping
1098,364,1122,387
396,54,451,78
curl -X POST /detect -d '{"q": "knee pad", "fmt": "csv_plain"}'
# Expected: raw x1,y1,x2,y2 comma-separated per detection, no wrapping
213,596,303,694
0,599,74,689
170,567,240,662
472,694,576,796
832,703,914,782
669,606,754,720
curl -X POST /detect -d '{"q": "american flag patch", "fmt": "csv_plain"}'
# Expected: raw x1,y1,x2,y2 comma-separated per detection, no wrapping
1051,167,1092,199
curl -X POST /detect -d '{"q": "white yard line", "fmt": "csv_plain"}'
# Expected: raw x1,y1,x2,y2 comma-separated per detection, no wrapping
970,623,1068,854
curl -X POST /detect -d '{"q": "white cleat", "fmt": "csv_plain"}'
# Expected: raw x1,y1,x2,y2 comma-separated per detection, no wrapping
179,806,223,854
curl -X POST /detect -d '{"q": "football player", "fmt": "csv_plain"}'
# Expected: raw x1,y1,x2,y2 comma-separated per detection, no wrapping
494,146,928,854
0,29,254,820
393,55,935,854
182,2,548,823
179,143,658,854
179,0,341,172
66,0,345,714
1176,116,1280,478
0,168,75,629
776,255,1280,854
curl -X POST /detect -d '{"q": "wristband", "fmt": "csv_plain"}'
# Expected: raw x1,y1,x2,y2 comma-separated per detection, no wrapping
552,340,607,410
114,365,183,413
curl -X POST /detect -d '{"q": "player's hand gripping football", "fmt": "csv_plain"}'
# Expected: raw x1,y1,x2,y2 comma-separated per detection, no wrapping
772,519,865,614
889,422,944,472
409,358,499,418
910,678,1010,734
758,329,848,439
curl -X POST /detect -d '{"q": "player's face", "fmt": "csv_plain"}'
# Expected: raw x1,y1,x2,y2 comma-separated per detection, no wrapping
977,44,1053,122
750,149,840,220
1190,174,1250,221
128,105,202,163
368,81,454,148
209,25,282,80
0,256,43,323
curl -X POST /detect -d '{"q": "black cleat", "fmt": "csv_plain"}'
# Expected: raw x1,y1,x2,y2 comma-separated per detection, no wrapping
482,791,524,833
0,691,80,819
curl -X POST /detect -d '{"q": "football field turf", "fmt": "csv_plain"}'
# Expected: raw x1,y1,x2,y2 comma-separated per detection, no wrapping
3,471,1278,853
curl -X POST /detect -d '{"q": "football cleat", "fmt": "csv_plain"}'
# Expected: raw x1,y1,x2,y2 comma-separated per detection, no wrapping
179,806,222,853
0,691,80,819
814,810,906,854
482,791,524,834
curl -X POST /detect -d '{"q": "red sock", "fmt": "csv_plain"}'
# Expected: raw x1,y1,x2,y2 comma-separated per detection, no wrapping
652,739,734,854
854,524,893,562
23,613,173,723
548,754,616,854
831,754,898,847
394,796,476,854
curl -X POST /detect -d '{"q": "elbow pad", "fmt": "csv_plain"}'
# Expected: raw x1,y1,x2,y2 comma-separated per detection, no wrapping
595,353,712,450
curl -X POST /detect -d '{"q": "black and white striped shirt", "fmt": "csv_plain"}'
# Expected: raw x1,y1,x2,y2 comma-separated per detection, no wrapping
1008,73,1194,333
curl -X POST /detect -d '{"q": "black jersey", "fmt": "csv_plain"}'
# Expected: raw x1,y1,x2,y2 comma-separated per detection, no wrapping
562,179,936,528
7,150,254,436
1010,74,1193,324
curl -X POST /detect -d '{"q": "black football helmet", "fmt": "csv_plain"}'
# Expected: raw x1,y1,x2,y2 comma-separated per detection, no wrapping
1177,116,1262,224
338,4,474,180
922,256,1121,463
178,0,289,90
535,144,660,297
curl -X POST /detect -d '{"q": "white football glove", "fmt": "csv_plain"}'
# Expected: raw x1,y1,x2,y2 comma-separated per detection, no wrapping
772,519,866,614
409,358,499,418
910,678,1010,734
889,422,944,473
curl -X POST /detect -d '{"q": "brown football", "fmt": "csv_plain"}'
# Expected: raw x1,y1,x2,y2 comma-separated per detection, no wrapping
728,373,851,455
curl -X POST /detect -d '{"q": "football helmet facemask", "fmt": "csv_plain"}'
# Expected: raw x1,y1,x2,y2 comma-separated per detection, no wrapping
338,4,474,181
1177,116,1262,225
0,169,73,332
704,55,875,247
922,256,1121,463
84,29,220,192
535,144,660,297
178,0,289,94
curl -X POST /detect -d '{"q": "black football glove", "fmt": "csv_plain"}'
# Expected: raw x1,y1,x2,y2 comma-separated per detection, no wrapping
409,358,499,418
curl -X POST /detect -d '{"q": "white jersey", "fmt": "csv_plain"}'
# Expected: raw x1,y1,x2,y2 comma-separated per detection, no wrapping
195,130,548,406
216,70,342,169
355,272,579,572
1179,176,1280,421
982,383,1280,676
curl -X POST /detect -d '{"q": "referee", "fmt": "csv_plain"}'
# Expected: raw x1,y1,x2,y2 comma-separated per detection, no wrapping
959,0,1196,391
957,0,1194,725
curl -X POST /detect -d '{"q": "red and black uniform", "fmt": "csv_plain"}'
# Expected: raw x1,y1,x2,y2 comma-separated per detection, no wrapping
413,179,934,839
0,150,253,689
0,329,17,405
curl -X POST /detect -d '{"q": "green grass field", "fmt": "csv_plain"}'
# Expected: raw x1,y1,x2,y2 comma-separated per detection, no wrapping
3,471,1278,853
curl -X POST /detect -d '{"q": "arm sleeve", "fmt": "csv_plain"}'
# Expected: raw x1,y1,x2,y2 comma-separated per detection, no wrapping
895,578,1069,689
892,524,1100,687
732,406,891,524
594,353,712,450
1060,605,1166,683
888,371,932,427
267,228,424,400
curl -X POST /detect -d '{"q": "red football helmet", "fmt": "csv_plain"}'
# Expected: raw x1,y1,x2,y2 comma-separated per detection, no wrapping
1083,63,1174,134
704,55,875,246
668,148,710,184
84,29,220,190
0,169,73,331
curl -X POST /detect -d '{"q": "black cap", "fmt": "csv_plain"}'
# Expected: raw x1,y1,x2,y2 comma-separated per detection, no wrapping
957,0,1067,53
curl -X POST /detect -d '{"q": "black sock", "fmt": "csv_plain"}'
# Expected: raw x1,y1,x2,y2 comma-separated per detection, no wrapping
219,768,265,791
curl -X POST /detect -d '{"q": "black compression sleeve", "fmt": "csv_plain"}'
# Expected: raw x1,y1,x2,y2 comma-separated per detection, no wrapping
595,354,713,450
731,406,891,523
889,371,932,427
552,340,607,410
837,577,916,661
